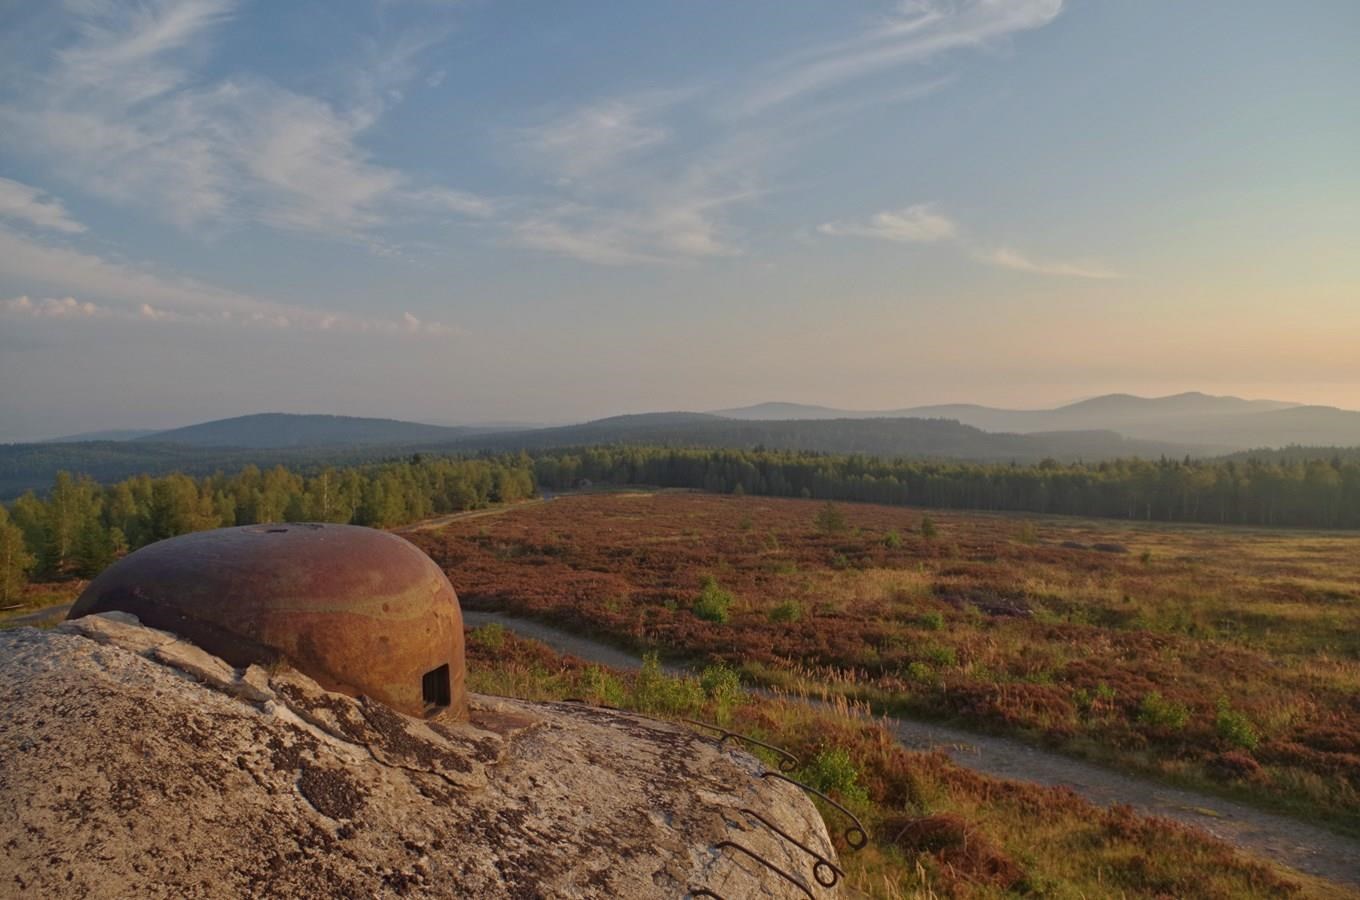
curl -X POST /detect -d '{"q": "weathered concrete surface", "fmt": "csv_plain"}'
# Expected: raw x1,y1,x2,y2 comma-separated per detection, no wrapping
0,616,836,899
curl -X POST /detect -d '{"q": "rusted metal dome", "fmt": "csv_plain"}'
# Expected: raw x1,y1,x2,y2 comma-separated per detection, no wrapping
68,524,467,719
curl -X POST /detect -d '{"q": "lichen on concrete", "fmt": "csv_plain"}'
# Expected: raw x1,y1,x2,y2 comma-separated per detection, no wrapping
0,615,836,898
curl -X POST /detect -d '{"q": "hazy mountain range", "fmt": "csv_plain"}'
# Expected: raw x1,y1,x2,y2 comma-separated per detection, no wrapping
5,393,1359,498
710,392,1360,448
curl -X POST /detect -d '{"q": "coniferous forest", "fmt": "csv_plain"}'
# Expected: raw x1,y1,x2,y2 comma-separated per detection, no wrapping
4,444,1360,603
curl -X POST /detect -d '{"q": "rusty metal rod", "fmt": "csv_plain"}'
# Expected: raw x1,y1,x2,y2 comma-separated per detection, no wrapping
714,840,814,899
740,807,843,888
681,718,800,772
759,771,868,850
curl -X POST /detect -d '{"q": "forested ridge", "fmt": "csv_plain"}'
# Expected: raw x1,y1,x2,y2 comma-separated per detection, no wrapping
4,444,1360,604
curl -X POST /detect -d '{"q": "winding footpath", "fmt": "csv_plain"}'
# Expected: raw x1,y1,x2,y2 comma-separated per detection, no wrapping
463,610,1360,889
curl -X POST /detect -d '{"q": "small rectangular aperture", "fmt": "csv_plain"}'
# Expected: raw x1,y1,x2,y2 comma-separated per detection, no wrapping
422,663,451,708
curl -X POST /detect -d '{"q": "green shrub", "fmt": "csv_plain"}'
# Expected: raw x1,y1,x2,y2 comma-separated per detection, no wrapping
700,664,743,723
815,501,847,534
769,599,803,623
924,644,957,667
470,622,505,651
799,747,868,804
577,664,627,707
920,515,938,540
632,653,704,715
1015,521,1039,544
1215,699,1259,750
1137,691,1190,730
693,576,734,623
882,530,903,549
919,611,945,631
906,661,934,684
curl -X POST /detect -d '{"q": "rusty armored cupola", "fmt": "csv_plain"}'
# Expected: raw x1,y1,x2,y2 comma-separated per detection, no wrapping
67,524,467,719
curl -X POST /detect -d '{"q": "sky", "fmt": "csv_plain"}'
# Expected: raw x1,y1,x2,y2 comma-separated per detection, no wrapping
1,0,1357,441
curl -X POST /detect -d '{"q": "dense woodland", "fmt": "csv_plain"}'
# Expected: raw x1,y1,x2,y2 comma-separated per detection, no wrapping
530,447,1360,529
0,455,535,602
4,444,1360,603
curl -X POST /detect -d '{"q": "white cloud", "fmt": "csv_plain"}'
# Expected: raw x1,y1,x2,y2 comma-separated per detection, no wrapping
818,204,957,243
0,177,86,233
976,245,1122,279
0,227,462,336
3,295,104,319
1,0,486,241
737,0,1064,114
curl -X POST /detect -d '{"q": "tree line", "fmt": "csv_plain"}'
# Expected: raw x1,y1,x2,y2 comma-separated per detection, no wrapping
531,447,1360,528
0,455,536,602
6,444,1360,604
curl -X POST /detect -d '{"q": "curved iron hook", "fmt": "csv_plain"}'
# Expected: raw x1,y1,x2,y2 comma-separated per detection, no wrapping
759,771,868,850
739,807,843,888
714,840,814,899
681,718,800,772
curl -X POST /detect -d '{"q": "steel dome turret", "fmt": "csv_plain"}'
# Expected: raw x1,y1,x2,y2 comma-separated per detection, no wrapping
68,523,467,719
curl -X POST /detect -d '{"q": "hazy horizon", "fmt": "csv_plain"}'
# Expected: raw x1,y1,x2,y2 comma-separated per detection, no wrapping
2,1,1357,442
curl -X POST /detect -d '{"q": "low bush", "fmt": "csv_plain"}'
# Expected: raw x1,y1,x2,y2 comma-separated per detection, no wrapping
1216,699,1260,750
768,599,803,623
1137,691,1190,731
799,747,868,804
693,576,733,623
918,611,945,631
632,653,704,715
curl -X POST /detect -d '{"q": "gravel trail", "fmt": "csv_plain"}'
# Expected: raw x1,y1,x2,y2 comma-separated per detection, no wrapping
463,610,1360,889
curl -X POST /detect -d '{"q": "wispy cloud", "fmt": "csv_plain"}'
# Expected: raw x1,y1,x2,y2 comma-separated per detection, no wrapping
819,203,1120,279
508,92,760,265
519,100,670,182
818,204,957,243
736,0,1064,115
976,245,1122,279
0,227,461,336
1,0,485,243
506,2,1062,267
0,177,86,233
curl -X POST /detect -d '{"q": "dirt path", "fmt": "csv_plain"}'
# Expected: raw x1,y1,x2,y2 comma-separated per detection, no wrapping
393,499,550,535
462,610,1360,889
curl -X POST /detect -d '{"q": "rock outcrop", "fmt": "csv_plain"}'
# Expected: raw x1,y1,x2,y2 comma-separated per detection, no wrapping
0,615,837,899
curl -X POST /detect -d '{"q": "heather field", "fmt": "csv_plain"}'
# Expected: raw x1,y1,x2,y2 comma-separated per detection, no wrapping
410,490,1360,835
465,623,1349,899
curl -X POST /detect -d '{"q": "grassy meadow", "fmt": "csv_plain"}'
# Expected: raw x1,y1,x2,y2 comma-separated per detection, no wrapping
411,491,1360,836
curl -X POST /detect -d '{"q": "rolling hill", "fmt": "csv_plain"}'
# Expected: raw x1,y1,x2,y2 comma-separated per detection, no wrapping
134,413,479,448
